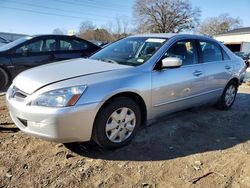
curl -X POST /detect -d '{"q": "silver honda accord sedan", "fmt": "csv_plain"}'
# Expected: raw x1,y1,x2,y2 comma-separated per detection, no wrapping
6,34,246,149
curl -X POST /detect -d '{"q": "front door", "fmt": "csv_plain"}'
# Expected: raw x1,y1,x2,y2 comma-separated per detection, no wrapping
152,39,206,118
10,38,56,76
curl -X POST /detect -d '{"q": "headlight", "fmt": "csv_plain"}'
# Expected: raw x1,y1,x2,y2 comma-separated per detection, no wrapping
31,86,87,107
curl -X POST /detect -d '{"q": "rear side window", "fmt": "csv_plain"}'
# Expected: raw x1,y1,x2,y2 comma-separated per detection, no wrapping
199,41,223,63
222,48,231,60
44,39,56,52
59,39,91,51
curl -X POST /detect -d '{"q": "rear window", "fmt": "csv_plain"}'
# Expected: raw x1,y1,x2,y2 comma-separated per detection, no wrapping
222,48,231,60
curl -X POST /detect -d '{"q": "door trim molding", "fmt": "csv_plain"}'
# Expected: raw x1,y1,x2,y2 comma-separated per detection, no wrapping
154,88,223,107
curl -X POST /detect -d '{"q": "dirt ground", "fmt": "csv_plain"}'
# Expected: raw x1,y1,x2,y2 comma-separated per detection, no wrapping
0,84,250,188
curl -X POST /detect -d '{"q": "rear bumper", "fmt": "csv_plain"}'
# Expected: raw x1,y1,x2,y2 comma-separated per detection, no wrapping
6,94,100,143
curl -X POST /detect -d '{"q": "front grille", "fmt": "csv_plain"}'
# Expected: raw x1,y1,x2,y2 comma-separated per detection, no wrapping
15,91,27,99
10,86,28,102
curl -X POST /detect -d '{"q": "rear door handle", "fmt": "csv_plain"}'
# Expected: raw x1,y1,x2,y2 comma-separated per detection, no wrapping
193,70,203,77
48,54,55,60
225,65,232,70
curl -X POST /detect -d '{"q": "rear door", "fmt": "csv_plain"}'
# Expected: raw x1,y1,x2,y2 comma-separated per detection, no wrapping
10,37,56,75
152,39,206,117
198,40,233,100
53,37,100,61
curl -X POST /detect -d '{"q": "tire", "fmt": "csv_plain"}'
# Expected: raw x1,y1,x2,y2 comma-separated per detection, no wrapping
92,97,141,149
246,61,249,68
0,68,9,91
216,80,238,110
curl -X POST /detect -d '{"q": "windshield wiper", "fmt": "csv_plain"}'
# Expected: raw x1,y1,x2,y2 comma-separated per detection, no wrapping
97,58,119,64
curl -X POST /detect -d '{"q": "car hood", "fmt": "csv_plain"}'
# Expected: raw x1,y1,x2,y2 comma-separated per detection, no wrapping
13,58,131,94
0,43,5,47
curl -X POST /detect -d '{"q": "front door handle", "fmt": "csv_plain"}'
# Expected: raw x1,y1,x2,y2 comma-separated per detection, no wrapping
225,65,232,70
193,70,203,77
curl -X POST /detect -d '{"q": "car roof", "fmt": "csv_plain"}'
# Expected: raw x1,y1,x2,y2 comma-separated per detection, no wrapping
129,33,214,41
29,34,78,38
130,33,178,38
21,34,95,43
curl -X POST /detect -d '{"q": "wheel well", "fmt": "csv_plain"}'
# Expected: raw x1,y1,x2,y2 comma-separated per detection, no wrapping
0,66,11,85
229,77,239,87
96,92,147,126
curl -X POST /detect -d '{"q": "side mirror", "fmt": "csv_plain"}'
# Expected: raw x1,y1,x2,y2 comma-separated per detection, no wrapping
161,57,182,68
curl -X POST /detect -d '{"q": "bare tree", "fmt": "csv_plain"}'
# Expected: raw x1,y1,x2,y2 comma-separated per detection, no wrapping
94,29,115,42
115,17,122,34
78,18,131,42
114,16,130,34
52,28,66,35
121,17,129,34
79,20,95,33
78,28,115,42
133,0,200,33
197,14,242,36
102,21,114,34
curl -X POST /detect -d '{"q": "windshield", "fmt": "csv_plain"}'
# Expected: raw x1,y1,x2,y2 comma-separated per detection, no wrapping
0,36,32,51
90,37,167,66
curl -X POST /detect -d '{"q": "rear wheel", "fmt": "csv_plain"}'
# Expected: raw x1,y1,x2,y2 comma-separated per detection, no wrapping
246,61,249,68
216,80,238,110
92,97,141,149
0,68,9,91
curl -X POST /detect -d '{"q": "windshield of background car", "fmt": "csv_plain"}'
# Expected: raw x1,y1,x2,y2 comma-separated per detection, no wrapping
0,36,32,52
0,37,6,43
90,37,167,66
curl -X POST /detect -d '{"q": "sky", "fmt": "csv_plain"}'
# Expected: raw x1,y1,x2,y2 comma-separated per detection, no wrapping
0,0,250,35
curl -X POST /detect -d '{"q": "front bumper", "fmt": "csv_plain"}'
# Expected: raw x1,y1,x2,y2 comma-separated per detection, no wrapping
6,93,100,143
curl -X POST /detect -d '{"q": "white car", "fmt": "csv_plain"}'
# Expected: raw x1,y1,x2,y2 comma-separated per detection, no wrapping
6,34,246,149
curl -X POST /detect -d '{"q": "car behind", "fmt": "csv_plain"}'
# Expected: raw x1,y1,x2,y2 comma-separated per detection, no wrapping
234,51,250,68
0,35,100,90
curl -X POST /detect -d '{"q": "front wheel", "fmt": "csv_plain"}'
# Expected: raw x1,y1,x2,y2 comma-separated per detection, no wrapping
216,81,238,110
92,97,141,149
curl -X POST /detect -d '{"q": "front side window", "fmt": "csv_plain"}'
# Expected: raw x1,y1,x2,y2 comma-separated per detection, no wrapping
90,37,167,66
0,36,32,52
163,40,197,66
16,40,43,53
200,41,223,63
16,39,57,53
